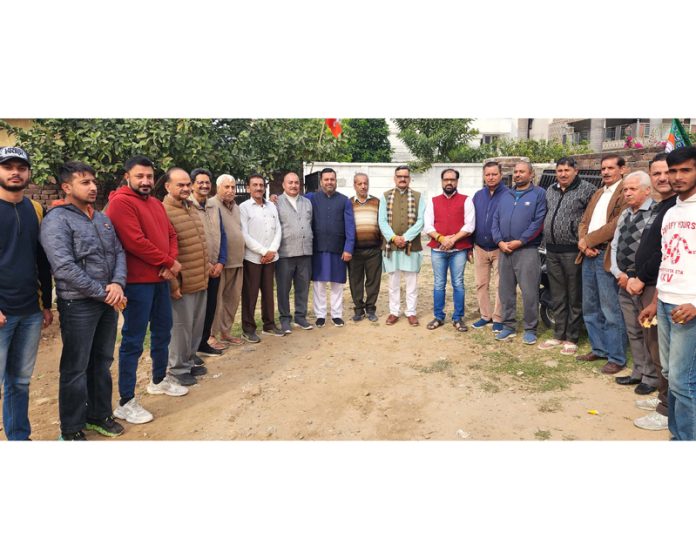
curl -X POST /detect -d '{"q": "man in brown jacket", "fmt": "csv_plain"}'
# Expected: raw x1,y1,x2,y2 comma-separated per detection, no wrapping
162,168,209,386
575,154,629,374
209,174,245,346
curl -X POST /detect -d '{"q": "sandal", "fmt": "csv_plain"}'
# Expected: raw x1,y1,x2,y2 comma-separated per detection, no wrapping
453,320,468,332
427,318,445,330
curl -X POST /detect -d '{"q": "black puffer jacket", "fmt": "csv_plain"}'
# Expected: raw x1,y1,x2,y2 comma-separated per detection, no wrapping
40,204,127,301
543,177,597,252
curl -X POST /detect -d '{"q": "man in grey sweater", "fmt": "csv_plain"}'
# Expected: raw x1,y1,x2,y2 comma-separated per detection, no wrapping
275,172,314,333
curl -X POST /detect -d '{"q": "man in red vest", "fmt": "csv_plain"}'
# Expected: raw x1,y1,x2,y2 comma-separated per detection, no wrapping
424,168,476,332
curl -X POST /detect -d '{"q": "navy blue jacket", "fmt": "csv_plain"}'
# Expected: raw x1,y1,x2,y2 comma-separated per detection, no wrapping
0,197,52,315
306,191,355,255
472,183,507,250
491,185,547,247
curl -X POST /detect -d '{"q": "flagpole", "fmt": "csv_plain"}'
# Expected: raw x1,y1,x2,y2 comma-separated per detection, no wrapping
309,119,326,176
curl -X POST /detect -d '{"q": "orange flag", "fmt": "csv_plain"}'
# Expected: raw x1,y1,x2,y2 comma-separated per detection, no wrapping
325,118,343,138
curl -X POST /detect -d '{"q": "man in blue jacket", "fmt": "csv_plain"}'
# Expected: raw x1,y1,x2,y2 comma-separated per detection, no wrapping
471,161,507,332
491,161,547,343
41,161,128,440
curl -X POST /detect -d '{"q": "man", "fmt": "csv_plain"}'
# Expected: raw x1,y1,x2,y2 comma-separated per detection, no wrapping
424,168,475,332
275,171,313,333
40,161,127,440
538,157,596,355
189,168,227,355
378,165,425,326
162,168,210,386
609,171,658,396
629,153,674,431
654,146,696,440
0,146,53,440
209,174,245,346
471,161,506,332
239,174,283,342
491,161,547,344
305,168,355,327
106,156,186,425
575,154,628,374
348,173,382,322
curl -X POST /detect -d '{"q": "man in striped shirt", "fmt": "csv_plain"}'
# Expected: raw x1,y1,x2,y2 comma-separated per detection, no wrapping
348,173,382,322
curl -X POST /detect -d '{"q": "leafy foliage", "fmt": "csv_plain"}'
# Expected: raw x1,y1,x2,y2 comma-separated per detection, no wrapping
449,138,592,163
0,118,348,189
393,118,478,170
342,119,392,162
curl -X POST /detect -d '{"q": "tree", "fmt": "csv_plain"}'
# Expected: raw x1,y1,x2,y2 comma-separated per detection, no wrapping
393,118,478,169
342,119,392,162
0,118,349,189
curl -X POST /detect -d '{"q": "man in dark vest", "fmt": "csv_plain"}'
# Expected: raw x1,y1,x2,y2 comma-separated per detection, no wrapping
305,168,355,328
423,168,475,332
378,165,426,326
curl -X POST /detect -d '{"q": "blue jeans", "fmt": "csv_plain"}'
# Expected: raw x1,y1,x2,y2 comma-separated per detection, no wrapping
57,298,118,433
119,282,172,400
431,249,467,322
658,300,696,440
0,312,43,440
581,252,626,365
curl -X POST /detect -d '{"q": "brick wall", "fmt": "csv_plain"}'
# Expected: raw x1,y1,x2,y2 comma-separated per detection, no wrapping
570,146,664,172
25,182,109,210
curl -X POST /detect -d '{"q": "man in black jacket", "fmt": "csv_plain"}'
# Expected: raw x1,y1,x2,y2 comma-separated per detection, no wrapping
538,157,596,355
627,153,675,431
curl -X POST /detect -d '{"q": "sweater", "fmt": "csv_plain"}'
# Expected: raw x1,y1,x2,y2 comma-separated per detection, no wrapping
351,195,381,249
491,185,547,247
210,196,245,268
472,183,507,250
425,192,475,251
190,196,227,266
543,177,597,253
657,191,696,306
609,198,655,278
40,204,127,301
163,195,209,294
634,195,677,286
105,185,178,283
0,197,53,315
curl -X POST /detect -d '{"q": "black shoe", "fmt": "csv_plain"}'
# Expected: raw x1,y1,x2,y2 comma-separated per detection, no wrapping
367,312,378,322
262,326,286,337
332,318,345,327
191,365,208,377
352,312,365,322
634,382,657,395
316,318,326,328
616,375,640,386
59,430,87,441
294,318,313,330
172,372,197,386
85,416,124,438
198,343,223,356
242,331,261,343
193,355,204,366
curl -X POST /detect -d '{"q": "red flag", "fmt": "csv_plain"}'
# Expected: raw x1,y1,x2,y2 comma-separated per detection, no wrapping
325,118,342,138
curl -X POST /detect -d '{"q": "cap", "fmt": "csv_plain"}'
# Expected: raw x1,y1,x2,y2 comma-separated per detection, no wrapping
0,146,31,167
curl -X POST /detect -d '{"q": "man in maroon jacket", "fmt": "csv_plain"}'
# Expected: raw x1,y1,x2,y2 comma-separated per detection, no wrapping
105,156,186,425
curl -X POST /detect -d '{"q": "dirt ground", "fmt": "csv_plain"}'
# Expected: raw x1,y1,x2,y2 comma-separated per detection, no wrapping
8,256,668,442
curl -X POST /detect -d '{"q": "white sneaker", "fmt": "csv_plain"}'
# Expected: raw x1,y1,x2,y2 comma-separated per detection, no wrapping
633,411,668,431
113,398,154,424
635,397,659,411
147,375,189,397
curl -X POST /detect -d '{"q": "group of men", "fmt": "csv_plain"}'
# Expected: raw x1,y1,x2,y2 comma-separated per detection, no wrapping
1,144,695,441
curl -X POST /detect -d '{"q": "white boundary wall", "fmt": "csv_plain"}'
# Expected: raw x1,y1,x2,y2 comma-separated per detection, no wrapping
303,162,553,202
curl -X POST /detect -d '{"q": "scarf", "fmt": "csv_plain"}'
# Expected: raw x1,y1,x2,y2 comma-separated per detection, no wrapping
385,187,416,257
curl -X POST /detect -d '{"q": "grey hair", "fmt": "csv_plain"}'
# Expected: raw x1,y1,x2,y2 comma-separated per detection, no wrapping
624,170,651,190
353,172,369,182
216,173,236,187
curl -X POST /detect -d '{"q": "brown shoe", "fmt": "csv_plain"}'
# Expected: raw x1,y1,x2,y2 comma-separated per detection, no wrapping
575,352,605,362
601,362,625,375
385,314,399,325
407,315,419,327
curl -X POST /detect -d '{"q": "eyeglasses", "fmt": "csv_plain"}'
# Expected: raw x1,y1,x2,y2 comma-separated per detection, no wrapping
395,174,410,179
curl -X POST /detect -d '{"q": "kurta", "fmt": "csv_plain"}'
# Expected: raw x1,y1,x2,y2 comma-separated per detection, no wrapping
378,190,426,273
305,191,356,283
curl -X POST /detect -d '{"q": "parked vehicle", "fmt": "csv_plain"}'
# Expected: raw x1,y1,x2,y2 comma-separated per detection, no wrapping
539,247,554,328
